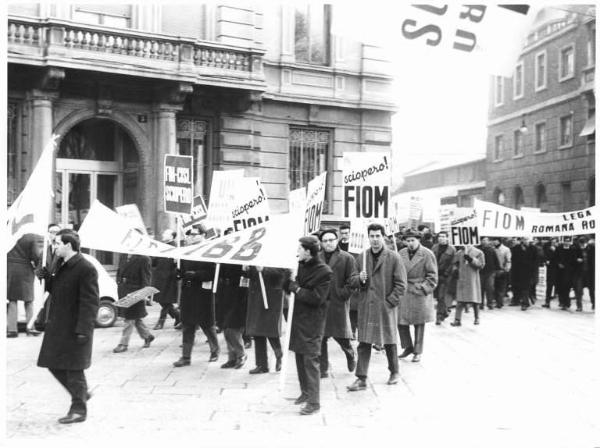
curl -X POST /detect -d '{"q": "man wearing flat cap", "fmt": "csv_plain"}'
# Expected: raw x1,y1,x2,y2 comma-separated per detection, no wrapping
347,223,407,392
318,228,360,378
398,229,438,363
284,235,332,415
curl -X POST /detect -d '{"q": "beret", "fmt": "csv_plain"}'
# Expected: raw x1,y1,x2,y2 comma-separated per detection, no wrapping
299,235,320,250
402,228,422,240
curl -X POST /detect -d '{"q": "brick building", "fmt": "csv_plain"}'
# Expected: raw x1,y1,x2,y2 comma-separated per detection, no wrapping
7,3,394,267
485,5,595,212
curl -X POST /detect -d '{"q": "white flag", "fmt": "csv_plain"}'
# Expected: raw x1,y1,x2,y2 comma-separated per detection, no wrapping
6,134,59,253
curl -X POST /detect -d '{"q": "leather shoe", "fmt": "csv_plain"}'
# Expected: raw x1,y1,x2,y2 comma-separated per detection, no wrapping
174,322,183,330
294,394,308,405
249,366,268,374
234,355,247,369
26,329,41,336
387,373,399,385
300,403,320,415
221,360,236,369
412,354,421,362
113,344,128,353
450,321,461,327
347,353,357,372
173,357,191,367
58,413,86,424
398,348,413,359
435,319,441,325
208,352,219,362
542,303,550,308
143,334,155,348
320,371,329,379
474,318,480,325
6,332,18,338
347,378,367,392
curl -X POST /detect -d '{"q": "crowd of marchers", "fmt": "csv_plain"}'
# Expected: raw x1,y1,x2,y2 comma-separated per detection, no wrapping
5,221,595,423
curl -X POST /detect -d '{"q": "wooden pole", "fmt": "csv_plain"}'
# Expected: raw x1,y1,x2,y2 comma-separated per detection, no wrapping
211,263,220,327
278,269,297,392
258,271,269,310
31,234,50,330
176,216,182,308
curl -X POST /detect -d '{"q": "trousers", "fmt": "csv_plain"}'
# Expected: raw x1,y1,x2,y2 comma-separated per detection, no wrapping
159,303,180,321
435,277,452,320
181,323,219,359
480,272,496,308
454,302,480,321
349,310,358,338
253,336,282,369
119,319,151,345
398,324,425,354
295,353,320,405
494,271,509,307
355,342,398,380
224,328,245,361
49,368,88,415
7,301,34,332
320,337,354,373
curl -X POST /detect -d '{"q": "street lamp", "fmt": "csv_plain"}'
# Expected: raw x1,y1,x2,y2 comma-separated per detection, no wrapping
519,114,528,133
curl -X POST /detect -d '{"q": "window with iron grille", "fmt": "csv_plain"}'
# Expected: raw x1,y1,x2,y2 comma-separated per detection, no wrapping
289,127,330,210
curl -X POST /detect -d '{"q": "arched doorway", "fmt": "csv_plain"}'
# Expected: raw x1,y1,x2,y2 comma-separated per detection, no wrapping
54,118,139,267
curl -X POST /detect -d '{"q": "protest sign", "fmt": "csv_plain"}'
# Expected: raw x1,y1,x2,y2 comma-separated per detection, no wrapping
343,152,390,219
408,195,423,227
164,155,193,215
449,208,479,246
116,286,160,308
304,172,327,235
178,195,208,231
438,204,458,234
289,187,307,215
205,170,244,233
230,177,271,233
348,218,370,254
116,204,147,234
474,199,597,237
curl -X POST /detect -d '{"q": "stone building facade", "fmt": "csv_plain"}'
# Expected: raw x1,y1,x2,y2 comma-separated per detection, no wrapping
7,3,394,266
485,5,595,212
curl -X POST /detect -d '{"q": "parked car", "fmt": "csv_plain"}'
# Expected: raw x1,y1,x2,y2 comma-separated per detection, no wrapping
17,253,119,329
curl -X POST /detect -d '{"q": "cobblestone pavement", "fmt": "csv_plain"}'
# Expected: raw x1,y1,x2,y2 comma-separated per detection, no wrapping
5,298,598,447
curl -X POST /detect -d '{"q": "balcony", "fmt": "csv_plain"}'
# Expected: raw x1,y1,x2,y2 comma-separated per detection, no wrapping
8,16,266,92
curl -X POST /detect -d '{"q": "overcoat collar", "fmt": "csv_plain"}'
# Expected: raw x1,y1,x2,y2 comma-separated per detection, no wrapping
403,245,425,273
325,248,342,270
56,252,84,273
369,248,388,274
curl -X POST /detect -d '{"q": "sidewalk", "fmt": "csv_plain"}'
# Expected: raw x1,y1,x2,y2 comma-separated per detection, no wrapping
5,300,598,447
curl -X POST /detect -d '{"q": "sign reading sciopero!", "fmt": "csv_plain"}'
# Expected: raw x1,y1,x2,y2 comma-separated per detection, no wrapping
164,155,193,215
343,152,391,219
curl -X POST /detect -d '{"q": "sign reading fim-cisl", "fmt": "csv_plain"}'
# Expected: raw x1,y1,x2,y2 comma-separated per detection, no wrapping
164,155,193,215
343,152,391,219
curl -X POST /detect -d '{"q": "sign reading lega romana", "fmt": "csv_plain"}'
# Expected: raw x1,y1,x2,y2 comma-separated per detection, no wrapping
164,155,193,215
343,152,391,219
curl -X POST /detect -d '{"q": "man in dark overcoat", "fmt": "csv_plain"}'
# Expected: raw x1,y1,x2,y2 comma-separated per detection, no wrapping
478,236,500,310
510,237,538,310
245,265,288,373
347,223,407,392
36,229,99,424
318,228,359,377
113,252,155,352
542,238,559,308
431,231,456,324
218,263,249,369
556,237,576,310
173,232,219,366
398,229,437,363
151,229,180,330
284,235,332,415
585,238,595,310
7,232,43,337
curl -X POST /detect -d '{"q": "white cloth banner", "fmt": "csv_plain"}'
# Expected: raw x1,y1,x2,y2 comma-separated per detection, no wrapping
79,200,298,269
116,204,147,234
230,177,271,233
474,199,597,237
304,172,327,235
343,152,391,219
6,134,58,253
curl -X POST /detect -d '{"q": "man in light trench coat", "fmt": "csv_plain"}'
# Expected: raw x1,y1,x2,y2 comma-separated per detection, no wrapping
347,223,407,391
398,229,438,363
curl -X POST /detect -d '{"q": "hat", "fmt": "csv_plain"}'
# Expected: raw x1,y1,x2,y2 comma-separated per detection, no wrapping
402,229,422,240
299,235,320,251
562,236,573,243
319,228,338,241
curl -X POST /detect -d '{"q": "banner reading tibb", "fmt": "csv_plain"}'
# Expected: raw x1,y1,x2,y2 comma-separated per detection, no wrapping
343,152,391,219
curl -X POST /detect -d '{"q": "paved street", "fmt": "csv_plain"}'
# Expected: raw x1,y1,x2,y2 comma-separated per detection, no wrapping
5,298,598,447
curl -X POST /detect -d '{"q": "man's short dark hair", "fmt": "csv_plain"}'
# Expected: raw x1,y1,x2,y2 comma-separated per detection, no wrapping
57,229,80,252
339,223,350,232
319,228,338,241
47,223,60,230
299,235,320,257
367,223,386,236
437,231,448,237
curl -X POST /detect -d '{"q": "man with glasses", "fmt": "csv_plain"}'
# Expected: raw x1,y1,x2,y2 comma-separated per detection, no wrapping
338,224,351,252
318,228,360,378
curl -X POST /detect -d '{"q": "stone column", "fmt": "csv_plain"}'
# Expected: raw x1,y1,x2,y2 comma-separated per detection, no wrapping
153,106,179,233
30,89,56,168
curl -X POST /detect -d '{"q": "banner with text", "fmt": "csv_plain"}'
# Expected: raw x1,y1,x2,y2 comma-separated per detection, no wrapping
449,208,479,246
474,199,597,237
343,152,391,219
304,172,327,235
230,177,271,233
116,204,147,234
178,195,208,231
164,155,193,215
205,170,244,233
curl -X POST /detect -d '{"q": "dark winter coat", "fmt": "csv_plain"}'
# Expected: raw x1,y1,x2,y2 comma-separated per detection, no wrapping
217,263,248,330
398,245,438,325
151,243,178,305
245,267,288,338
479,245,500,276
510,244,538,290
7,233,42,302
321,249,360,339
180,260,215,327
117,254,152,320
355,248,407,345
431,243,456,280
37,253,99,370
289,256,333,355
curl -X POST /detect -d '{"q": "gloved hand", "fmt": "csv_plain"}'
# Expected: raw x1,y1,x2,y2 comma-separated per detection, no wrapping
285,280,300,294
175,268,183,280
464,254,473,263
75,334,89,345
35,266,49,280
